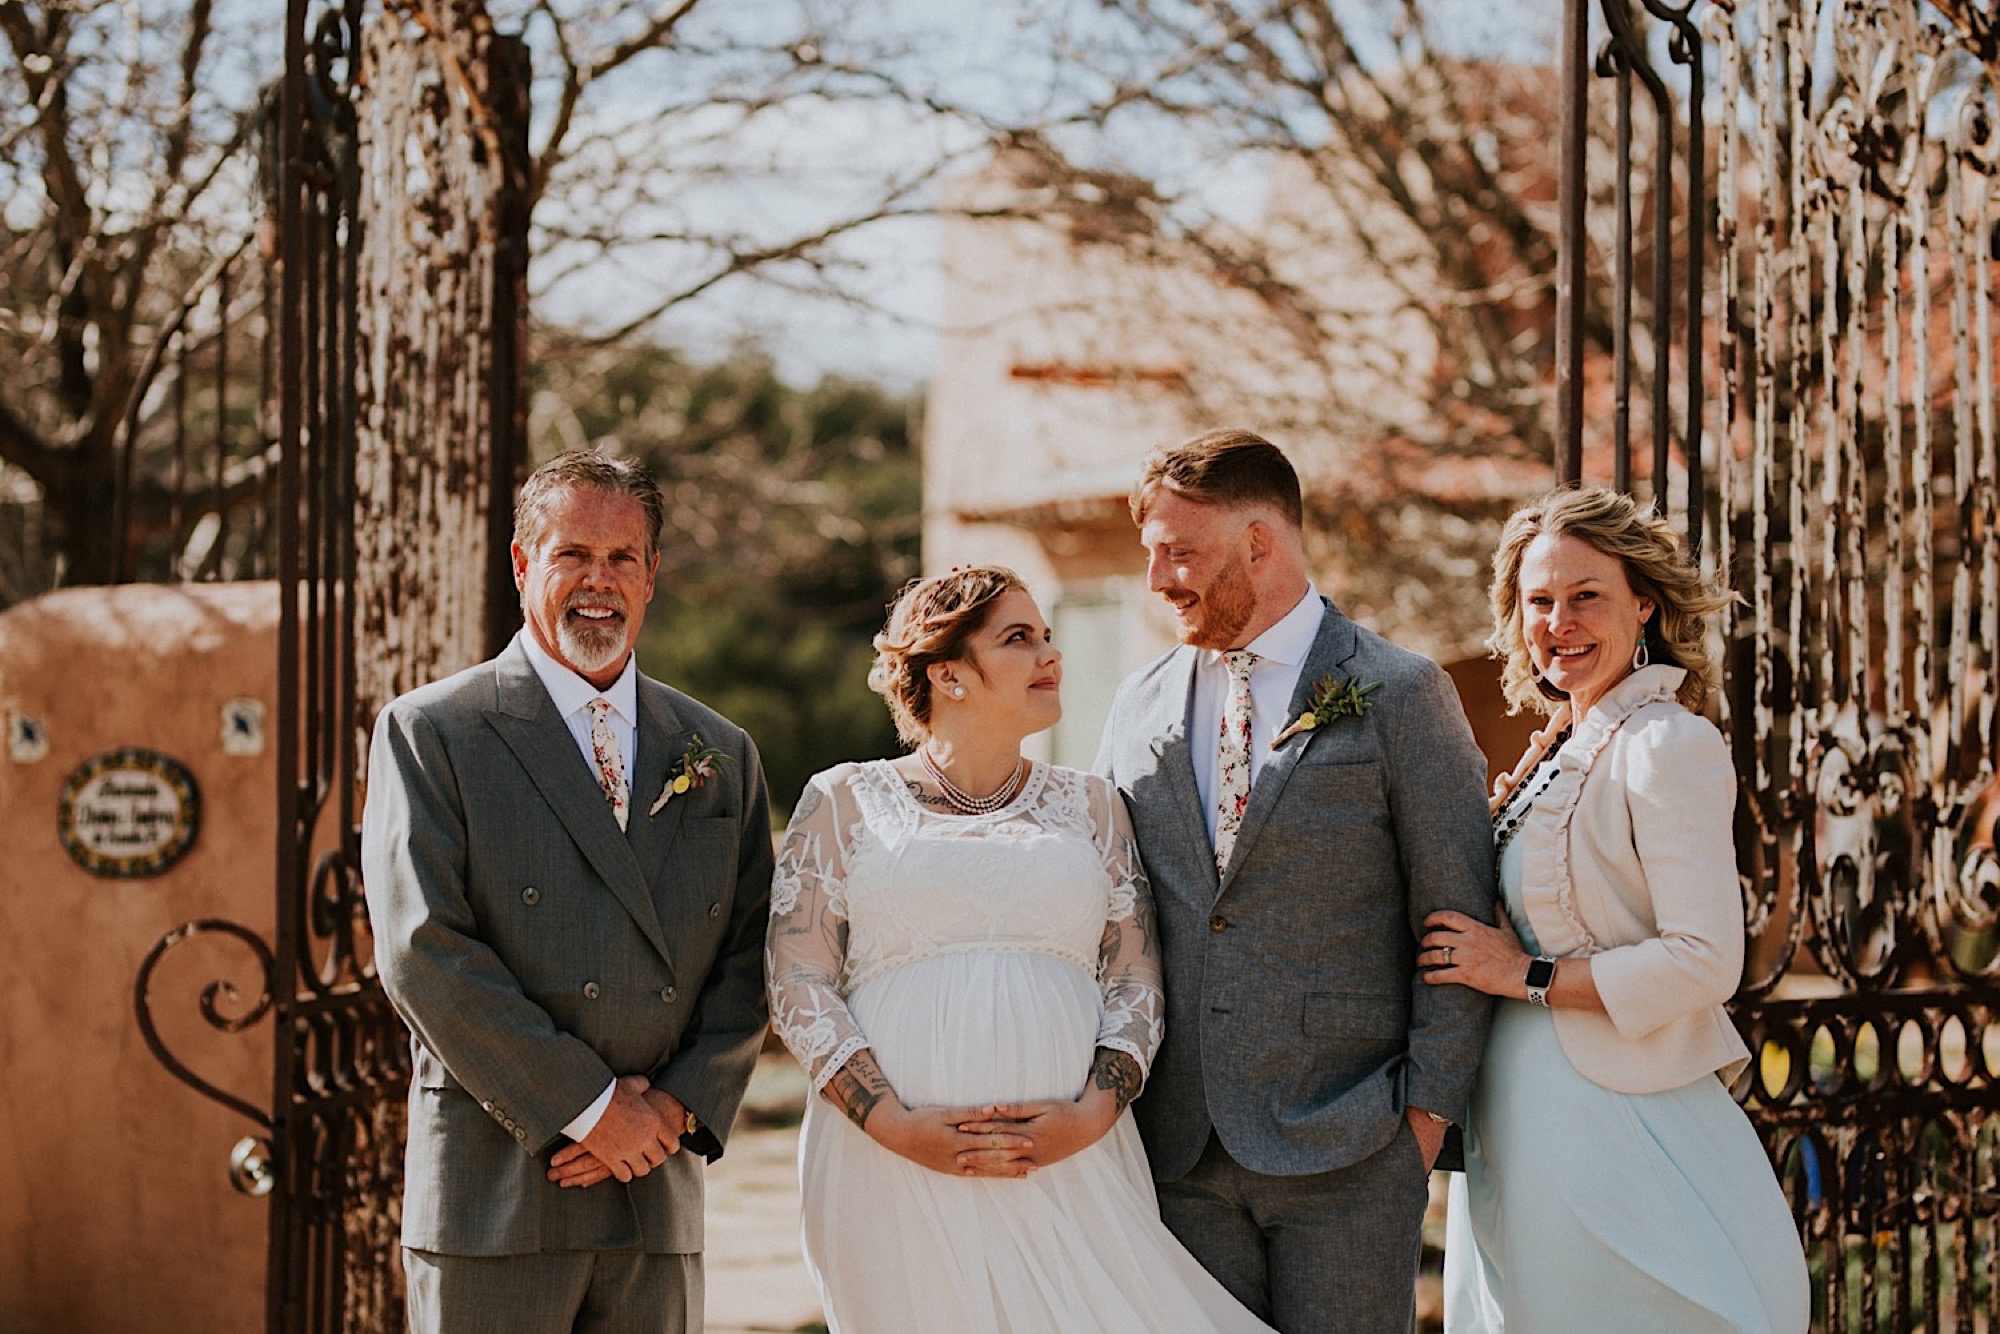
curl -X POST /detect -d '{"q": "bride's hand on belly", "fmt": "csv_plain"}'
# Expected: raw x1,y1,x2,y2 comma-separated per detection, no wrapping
869,1102,1038,1179
959,1090,1121,1171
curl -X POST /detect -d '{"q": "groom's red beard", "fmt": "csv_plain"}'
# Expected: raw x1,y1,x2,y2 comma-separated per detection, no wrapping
1171,552,1257,650
559,596,630,673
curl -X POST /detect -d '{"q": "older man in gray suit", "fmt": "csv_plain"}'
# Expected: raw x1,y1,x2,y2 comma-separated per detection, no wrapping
362,450,773,1333
1096,429,1495,1333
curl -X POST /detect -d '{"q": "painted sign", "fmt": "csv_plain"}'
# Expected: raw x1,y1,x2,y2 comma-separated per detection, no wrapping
58,749,201,878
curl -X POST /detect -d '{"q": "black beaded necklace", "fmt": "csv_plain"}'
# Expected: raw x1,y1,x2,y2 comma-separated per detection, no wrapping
1490,728,1571,864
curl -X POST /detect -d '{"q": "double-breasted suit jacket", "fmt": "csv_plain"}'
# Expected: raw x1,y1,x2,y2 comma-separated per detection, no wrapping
1097,600,1495,1182
362,638,774,1256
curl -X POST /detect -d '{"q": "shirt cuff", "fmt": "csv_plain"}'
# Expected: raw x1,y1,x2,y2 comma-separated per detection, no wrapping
560,1079,617,1142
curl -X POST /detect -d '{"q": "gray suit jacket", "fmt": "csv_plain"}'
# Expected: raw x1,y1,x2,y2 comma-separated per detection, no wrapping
1096,600,1494,1181
361,638,773,1255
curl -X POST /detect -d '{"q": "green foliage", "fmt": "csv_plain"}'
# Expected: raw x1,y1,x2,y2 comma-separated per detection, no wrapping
531,336,920,816
641,592,899,820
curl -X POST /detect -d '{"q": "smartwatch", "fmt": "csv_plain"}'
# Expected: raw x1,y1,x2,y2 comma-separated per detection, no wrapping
1524,954,1557,1006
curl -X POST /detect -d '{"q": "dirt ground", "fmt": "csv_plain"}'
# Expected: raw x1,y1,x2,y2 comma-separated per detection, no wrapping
704,1055,824,1334
703,1054,1449,1334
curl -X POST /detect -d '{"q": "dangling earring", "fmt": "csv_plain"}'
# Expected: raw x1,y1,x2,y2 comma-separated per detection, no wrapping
1632,630,1650,671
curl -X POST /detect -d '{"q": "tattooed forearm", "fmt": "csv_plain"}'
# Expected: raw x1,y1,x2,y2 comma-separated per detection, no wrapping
824,1050,898,1131
1088,1048,1143,1112
790,784,826,825
1128,878,1159,956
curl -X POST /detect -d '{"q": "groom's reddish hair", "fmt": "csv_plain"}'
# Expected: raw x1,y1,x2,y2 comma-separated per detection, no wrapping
1130,428,1303,530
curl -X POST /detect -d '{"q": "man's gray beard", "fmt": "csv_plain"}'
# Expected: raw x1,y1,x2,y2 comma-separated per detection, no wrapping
558,618,627,676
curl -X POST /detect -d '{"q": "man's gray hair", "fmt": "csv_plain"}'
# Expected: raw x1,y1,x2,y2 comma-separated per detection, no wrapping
513,451,666,558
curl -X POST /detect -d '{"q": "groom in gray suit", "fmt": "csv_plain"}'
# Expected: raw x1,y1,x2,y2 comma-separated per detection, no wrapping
363,451,773,1333
1096,429,1494,1333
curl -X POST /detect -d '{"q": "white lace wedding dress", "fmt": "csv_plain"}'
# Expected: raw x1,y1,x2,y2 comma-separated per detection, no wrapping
768,759,1275,1334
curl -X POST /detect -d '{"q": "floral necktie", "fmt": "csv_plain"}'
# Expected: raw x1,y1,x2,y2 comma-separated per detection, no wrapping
586,698,629,831
1214,650,1258,876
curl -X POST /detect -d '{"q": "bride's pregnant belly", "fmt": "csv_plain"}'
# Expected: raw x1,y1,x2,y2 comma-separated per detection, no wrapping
847,950,1101,1106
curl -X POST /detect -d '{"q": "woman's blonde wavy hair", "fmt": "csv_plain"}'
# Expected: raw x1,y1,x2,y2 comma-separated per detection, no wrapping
868,565,1027,748
1489,487,1730,716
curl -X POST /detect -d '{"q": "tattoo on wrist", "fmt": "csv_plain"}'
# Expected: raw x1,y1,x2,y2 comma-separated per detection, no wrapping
826,1056,895,1131
1089,1049,1143,1112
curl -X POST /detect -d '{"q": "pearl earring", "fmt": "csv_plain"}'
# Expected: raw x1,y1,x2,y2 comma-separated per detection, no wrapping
950,685,967,700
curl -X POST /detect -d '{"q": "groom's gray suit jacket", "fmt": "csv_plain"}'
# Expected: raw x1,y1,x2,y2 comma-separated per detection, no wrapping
1097,600,1495,1181
362,638,773,1256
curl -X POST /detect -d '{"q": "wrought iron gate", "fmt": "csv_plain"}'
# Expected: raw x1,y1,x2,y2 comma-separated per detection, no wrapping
133,1,528,1328
133,2,401,1328
1561,0,2000,1327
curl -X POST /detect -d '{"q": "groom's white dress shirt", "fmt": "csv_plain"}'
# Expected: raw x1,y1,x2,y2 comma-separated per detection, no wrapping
520,629,639,1141
1190,586,1322,844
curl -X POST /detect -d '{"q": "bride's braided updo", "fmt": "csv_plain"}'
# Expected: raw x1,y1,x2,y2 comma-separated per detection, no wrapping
869,565,1026,748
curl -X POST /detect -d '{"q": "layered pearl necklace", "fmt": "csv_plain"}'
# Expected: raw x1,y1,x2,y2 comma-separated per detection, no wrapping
919,745,1028,815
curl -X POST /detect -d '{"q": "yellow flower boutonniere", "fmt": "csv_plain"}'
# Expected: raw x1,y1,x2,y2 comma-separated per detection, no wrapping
1272,676,1381,748
648,733,732,816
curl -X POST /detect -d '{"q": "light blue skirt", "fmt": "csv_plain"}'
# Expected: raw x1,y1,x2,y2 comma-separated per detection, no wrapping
1443,999,1809,1333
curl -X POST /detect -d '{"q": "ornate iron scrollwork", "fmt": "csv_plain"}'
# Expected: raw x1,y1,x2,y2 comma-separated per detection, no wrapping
1582,0,2000,1324
133,917,278,1148
1805,721,1925,989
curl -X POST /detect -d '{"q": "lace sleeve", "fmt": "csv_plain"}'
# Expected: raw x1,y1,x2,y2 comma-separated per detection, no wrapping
766,771,872,1094
1089,776,1165,1076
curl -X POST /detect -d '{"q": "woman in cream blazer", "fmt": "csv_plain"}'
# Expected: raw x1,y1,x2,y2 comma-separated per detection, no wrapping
1496,666,1749,1093
1422,487,1807,1333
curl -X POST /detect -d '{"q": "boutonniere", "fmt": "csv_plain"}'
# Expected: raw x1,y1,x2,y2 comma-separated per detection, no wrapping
1271,675,1381,747
648,733,732,816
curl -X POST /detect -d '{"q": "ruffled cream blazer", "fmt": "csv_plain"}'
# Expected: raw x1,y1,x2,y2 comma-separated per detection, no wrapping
1493,664,1751,1094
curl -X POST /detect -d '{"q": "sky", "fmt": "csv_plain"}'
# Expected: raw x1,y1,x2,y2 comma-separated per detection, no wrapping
6,0,1712,393
524,0,1562,390
526,0,1053,389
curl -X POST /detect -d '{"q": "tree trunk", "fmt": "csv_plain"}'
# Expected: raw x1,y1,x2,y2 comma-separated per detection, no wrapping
352,0,529,723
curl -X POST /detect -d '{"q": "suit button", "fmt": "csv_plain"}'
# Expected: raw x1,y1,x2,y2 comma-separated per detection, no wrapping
661,986,678,1003
522,887,539,905
1209,914,1228,933
583,982,601,1000
707,903,721,919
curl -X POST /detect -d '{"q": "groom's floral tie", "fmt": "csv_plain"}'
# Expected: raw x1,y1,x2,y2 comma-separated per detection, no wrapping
1214,650,1258,876
587,697,630,831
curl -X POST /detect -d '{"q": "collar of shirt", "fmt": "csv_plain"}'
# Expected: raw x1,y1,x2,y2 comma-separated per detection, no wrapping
1199,584,1324,678
519,629,638,728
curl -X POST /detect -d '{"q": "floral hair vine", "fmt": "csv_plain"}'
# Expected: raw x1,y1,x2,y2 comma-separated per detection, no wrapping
648,733,733,816
1272,675,1381,748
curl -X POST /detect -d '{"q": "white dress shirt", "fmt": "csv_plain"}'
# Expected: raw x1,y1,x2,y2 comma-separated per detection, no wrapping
1191,586,1324,843
518,629,639,1141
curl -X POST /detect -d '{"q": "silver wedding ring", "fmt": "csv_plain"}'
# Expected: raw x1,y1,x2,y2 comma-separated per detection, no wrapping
1441,946,1454,965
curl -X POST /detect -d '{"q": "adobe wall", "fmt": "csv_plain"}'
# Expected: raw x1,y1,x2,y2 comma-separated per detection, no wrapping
0,583,276,1333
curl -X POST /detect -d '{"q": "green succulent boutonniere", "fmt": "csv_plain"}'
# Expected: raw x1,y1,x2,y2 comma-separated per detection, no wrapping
1272,676,1381,748
648,733,732,816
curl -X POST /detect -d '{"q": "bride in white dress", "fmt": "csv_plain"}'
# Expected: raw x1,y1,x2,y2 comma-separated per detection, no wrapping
767,566,1276,1334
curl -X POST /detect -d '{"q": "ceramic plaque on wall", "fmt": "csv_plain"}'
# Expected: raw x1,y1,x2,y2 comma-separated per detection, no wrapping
57,749,201,877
